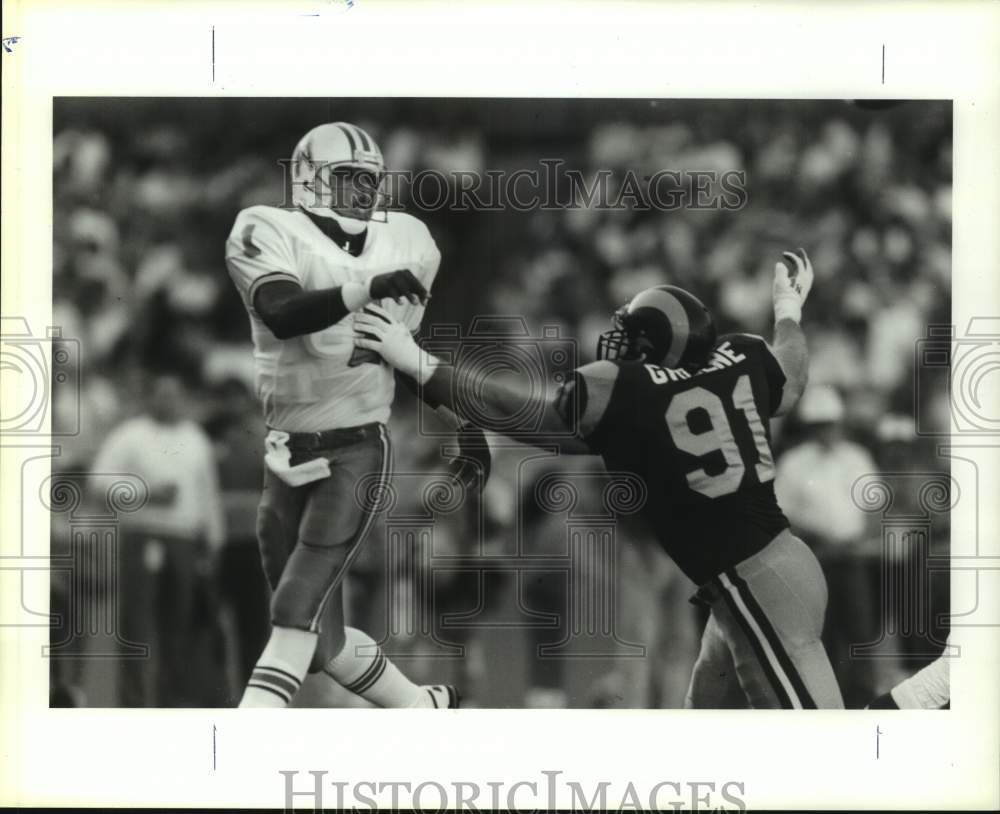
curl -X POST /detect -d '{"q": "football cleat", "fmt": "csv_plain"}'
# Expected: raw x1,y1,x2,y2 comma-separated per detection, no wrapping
422,684,461,709
597,285,716,370
290,122,389,223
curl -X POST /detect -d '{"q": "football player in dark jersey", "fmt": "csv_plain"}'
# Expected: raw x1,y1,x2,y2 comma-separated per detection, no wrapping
355,249,844,708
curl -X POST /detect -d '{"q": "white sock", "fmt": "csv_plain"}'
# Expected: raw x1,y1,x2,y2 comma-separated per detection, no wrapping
891,651,950,709
240,626,318,708
322,627,430,708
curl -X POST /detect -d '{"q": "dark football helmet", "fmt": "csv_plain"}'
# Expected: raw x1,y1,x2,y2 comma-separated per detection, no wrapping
597,285,716,369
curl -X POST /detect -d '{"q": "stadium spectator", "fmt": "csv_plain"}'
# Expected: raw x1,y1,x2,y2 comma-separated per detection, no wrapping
774,385,885,705
774,385,877,546
89,374,226,706
204,378,271,701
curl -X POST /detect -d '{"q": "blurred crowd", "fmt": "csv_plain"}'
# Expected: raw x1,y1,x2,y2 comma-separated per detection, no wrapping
50,99,952,708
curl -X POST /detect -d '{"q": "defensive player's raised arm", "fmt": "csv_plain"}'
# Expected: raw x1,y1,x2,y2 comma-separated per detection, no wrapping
769,249,815,416
356,307,593,454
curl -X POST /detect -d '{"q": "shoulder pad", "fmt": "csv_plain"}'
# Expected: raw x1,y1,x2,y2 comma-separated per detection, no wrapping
718,332,767,350
228,206,295,257
233,204,288,228
575,359,621,381
571,360,621,439
384,211,438,253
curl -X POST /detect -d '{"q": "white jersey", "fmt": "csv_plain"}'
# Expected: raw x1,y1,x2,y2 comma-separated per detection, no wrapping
225,205,440,431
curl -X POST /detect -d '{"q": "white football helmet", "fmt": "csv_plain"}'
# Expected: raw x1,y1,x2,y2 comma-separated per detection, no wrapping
290,122,388,226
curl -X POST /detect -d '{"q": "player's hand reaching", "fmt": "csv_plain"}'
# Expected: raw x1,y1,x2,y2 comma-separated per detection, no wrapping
354,304,435,381
446,422,492,496
772,247,814,324
368,269,429,306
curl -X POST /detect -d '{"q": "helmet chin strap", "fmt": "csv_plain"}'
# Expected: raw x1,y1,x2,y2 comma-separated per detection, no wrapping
302,205,369,234
329,210,368,235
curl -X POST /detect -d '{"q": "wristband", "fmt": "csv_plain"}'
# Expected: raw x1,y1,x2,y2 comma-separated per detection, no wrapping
414,348,441,385
342,280,372,312
773,297,802,324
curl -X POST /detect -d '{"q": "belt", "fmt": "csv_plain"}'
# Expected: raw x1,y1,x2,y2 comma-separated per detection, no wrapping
277,422,384,451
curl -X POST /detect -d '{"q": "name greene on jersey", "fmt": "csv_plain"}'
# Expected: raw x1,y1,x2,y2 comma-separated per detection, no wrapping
224,205,440,432
642,340,749,385
562,334,791,585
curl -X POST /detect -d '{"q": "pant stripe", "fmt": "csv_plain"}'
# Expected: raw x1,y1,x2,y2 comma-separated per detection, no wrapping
716,575,799,709
725,568,817,709
308,425,392,632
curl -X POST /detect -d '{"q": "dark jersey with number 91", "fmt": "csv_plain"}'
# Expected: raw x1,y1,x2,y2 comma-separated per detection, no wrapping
556,333,790,585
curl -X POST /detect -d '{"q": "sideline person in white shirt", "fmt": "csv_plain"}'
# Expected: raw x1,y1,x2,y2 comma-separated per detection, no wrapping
774,384,885,704
774,385,877,546
90,374,225,706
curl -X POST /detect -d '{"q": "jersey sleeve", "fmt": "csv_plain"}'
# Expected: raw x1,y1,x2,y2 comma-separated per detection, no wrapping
224,207,300,308
553,360,621,450
723,333,787,417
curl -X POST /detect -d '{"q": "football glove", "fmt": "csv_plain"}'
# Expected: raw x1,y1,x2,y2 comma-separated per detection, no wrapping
772,247,814,324
369,268,429,306
354,304,437,381
446,422,492,496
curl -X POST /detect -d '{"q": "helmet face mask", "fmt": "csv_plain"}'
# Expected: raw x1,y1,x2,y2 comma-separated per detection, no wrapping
596,286,716,370
597,308,647,362
309,163,388,222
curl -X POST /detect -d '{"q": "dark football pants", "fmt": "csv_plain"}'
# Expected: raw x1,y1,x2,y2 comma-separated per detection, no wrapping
685,529,844,709
256,424,390,672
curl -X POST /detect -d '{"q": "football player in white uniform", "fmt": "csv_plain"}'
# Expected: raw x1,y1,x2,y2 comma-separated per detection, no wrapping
226,122,481,708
